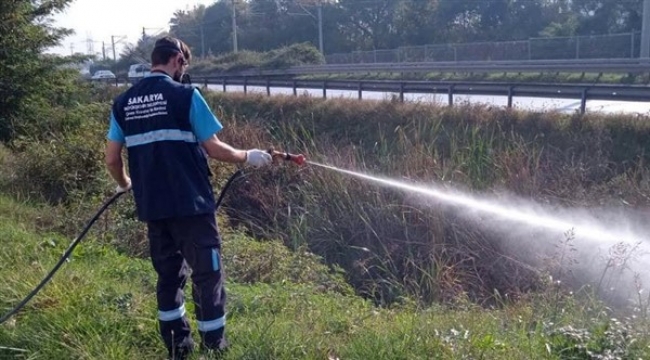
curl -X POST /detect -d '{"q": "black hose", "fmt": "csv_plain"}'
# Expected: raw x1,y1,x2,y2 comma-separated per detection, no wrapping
216,169,244,211
0,169,245,325
0,191,125,324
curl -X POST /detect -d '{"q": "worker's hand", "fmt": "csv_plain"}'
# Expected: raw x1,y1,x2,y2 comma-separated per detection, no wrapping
115,178,132,193
245,149,272,168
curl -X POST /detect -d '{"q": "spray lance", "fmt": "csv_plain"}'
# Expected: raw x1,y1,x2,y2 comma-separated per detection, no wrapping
0,147,306,326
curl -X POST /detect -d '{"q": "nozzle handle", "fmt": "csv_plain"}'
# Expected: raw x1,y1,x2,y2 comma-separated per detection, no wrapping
267,148,306,165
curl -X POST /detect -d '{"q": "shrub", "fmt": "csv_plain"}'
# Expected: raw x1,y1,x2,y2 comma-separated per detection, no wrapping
188,43,324,75
262,42,325,69
221,228,354,295
8,103,110,205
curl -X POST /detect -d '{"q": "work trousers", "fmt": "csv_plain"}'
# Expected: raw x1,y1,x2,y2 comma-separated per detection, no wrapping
147,213,227,357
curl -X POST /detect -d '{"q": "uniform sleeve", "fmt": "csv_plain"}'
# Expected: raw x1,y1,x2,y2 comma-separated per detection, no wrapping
107,111,125,143
189,89,223,142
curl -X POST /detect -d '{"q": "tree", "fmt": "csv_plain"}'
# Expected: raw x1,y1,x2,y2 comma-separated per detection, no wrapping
570,0,642,34
119,32,170,66
0,0,82,142
169,0,234,55
434,0,553,42
393,0,441,46
243,0,322,51
164,0,643,58
336,0,401,50
169,5,207,57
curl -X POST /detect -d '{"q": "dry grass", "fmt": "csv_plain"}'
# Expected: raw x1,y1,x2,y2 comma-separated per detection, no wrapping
201,92,650,306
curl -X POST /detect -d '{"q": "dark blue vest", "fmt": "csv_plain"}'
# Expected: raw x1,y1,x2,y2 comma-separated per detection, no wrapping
112,74,215,221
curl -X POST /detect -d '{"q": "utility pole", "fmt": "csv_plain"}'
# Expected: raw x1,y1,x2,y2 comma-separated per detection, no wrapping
111,36,116,61
70,42,74,55
102,41,106,60
232,0,238,53
295,0,324,55
200,23,205,58
86,33,94,55
317,1,323,54
642,0,650,58
142,27,146,43
110,35,127,61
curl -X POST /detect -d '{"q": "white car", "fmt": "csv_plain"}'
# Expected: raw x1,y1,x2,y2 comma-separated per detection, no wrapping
91,70,116,80
128,63,151,83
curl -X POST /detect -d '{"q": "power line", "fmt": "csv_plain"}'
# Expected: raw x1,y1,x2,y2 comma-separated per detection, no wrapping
142,27,166,42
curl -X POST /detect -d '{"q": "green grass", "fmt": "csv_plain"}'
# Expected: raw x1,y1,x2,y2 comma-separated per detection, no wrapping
1,195,650,359
299,71,649,85
5,89,650,359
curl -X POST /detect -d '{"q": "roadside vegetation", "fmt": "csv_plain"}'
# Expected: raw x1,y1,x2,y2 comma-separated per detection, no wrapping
93,42,325,80
299,71,650,85
4,77,650,360
3,1,650,359
188,43,325,75
2,191,650,359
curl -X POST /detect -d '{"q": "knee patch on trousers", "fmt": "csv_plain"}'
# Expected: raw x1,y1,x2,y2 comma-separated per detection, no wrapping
191,246,222,276
211,248,220,271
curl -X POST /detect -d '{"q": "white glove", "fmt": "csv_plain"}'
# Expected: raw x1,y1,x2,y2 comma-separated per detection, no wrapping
245,149,272,168
115,179,132,193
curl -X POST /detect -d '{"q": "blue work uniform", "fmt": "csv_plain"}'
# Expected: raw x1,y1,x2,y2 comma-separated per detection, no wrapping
108,72,228,355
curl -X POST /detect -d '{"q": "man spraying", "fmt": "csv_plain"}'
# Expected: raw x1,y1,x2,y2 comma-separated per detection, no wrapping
104,36,272,359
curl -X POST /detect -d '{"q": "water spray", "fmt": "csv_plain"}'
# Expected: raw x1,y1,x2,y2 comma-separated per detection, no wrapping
305,159,650,304
306,161,648,246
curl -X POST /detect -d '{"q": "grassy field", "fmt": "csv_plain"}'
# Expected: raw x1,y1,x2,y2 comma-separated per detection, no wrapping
7,2,650,356
4,88,650,358
1,195,650,359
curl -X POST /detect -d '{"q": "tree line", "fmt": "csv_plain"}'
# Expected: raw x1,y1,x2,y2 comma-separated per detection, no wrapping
164,0,645,57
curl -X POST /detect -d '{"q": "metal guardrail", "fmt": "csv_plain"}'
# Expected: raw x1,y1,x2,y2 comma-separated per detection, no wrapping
209,58,650,77
192,76,650,114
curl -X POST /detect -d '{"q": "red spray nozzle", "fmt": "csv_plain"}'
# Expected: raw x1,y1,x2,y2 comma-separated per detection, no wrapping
291,153,306,165
268,148,306,166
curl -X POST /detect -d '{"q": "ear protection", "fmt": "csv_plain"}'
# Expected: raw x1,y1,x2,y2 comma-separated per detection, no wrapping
153,38,182,53
149,38,188,66
153,44,182,54
153,39,186,65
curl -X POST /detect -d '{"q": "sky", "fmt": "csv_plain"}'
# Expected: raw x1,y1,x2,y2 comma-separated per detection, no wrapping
48,0,216,59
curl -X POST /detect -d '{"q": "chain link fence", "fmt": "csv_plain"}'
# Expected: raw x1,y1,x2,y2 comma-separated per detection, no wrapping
325,32,642,64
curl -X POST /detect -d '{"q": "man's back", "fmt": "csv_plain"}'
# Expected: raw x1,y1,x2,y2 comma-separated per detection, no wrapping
111,73,215,221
